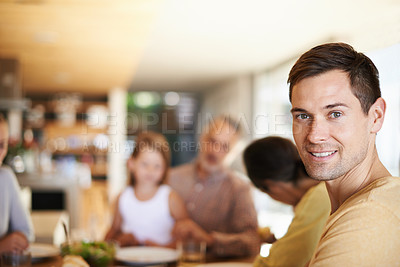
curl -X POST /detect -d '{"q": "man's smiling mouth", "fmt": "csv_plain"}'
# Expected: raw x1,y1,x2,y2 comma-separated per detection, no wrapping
310,151,336,157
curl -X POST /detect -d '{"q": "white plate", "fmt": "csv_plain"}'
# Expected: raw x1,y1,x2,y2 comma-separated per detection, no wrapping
115,246,179,265
28,243,59,261
198,263,252,267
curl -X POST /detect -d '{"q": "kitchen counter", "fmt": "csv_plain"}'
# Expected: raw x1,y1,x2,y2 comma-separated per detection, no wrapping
17,164,91,229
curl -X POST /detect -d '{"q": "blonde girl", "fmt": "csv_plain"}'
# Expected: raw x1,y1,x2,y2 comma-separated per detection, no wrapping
105,131,188,247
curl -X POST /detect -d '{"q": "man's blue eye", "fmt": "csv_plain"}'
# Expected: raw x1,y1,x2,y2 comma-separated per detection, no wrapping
330,112,342,118
297,114,309,119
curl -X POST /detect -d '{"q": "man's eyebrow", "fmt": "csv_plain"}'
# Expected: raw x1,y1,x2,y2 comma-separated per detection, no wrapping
290,107,307,113
290,103,349,113
324,102,349,109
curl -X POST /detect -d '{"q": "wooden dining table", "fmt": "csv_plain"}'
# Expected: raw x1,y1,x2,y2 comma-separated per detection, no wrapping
32,254,255,267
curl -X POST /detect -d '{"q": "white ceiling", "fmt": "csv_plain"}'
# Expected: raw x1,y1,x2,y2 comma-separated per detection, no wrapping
130,0,400,91
1,0,400,96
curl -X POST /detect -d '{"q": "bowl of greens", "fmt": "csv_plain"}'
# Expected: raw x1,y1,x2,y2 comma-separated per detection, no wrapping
60,241,116,267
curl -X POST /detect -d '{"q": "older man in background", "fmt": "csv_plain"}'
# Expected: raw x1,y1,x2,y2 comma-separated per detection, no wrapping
168,115,260,258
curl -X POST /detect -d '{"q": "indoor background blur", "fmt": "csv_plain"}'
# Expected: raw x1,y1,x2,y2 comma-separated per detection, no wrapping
0,0,399,248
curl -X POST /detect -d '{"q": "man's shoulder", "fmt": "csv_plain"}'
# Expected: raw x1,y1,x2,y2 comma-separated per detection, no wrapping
171,162,194,172
224,170,252,191
331,176,400,223
319,178,400,264
170,162,194,176
371,175,400,190
356,176,400,204
168,162,195,184
364,176,400,216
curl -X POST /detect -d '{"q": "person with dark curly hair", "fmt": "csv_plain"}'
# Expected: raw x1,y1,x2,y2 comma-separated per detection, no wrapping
244,136,330,267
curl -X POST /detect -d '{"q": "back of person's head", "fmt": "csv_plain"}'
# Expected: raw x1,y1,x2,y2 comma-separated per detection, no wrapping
129,131,171,185
287,42,381,115
243,136,304,189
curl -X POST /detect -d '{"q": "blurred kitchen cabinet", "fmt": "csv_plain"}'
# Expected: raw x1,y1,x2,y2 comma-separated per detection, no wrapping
43,121,109,180
24,96,110,180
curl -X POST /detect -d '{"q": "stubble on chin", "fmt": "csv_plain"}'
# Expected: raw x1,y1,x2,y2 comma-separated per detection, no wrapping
304,159,352,181
304,146,369,182
305,165,338,181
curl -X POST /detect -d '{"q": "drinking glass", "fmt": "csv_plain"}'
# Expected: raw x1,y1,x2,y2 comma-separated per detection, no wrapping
1,251,31,267
177,240,206,267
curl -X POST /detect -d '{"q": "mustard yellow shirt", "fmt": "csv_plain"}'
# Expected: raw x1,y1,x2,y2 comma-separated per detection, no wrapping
309,176,400,266
254,182,330,267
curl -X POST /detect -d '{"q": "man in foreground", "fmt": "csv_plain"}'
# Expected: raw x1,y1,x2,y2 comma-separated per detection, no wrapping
288,42,400,265
168,115,260,258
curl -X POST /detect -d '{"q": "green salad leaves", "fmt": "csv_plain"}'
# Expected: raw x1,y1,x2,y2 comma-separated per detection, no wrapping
61,241,116,267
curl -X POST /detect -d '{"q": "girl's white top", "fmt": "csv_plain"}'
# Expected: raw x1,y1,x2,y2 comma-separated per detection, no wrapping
119,184,174,245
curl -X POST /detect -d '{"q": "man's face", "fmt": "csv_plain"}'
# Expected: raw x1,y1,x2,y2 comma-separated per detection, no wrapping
199,120,238,173
290,70,374,181
0,123,9,166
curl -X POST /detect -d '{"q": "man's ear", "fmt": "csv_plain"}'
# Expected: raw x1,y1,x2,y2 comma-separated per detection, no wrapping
370,97,386,133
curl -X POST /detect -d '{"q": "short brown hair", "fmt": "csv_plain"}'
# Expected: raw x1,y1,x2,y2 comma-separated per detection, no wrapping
288,42,381,114
129,131,171,185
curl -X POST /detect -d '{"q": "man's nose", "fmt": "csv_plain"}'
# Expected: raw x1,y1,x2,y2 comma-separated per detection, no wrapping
307,118,329,144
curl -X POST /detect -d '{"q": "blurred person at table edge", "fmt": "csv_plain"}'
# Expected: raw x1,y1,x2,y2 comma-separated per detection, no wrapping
288,42,400,266
0,113,34,253
243,136,330,267
169,115,260,258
